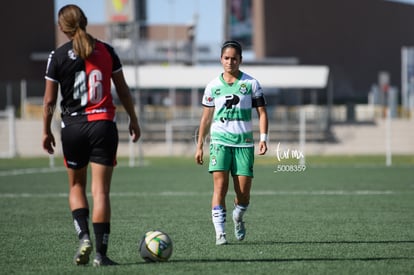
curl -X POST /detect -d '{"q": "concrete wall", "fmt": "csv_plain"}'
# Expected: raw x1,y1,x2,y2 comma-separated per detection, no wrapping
2,118,413,158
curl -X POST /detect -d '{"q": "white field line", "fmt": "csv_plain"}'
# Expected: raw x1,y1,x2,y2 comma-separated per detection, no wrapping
0,166,408,198
0,190,401,199
0,167,66,177
1,163,413,178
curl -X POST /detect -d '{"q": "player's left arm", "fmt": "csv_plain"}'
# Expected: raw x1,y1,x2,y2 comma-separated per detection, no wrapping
42,79,58,154
256,106,268,155
252,80,268,155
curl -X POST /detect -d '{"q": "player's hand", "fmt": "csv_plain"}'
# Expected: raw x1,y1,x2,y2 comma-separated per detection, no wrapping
258,141,267,155
195,148,204,165
129,120,141,142
43,133,56,154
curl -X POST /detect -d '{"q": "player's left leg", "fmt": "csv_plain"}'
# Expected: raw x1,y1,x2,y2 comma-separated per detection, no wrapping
232,175,251,241
231,147,254,241
67,166,93,265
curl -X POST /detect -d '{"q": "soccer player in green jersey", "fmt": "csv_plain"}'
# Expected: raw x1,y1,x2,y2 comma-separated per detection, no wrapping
195,40,268,245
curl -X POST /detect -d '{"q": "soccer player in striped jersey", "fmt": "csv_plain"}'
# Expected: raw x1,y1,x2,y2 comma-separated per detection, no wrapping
195,40,268,245
42,5,140,266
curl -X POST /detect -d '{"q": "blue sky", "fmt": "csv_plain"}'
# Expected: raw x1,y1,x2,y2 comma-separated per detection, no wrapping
54,0,223,44
54,0,414,45
388,0,414,4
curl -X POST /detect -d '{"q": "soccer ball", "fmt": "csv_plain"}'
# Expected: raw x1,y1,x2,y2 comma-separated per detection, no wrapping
138,230,173,262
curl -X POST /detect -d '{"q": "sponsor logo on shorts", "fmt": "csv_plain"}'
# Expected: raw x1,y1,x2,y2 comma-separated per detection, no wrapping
67,160,78,166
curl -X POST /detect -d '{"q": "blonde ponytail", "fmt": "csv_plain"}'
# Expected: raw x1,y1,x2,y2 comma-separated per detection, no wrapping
58,5,95,59
72,29,95,59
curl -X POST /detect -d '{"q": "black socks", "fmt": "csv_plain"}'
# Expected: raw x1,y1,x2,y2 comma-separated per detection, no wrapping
72,208,111,256
72,208,90,240
93,222,110,256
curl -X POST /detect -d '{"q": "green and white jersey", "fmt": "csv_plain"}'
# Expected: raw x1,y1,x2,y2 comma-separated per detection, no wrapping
202,71,264,147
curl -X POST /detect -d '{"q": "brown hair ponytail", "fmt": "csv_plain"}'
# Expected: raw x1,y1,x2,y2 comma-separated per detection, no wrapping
58,5,95,59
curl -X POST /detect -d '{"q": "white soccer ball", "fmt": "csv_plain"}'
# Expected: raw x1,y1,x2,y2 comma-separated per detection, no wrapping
138,230,173,262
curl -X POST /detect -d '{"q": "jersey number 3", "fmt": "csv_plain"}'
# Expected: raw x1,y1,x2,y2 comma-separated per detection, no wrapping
74,70,103,106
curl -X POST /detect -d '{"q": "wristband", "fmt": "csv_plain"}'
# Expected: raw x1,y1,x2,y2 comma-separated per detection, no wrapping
260,133,268,142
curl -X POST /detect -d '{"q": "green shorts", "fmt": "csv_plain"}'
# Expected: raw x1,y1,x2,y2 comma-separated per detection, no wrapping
208,143,254,177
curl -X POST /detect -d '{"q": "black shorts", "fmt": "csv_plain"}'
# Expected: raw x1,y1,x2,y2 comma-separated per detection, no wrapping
61,120,119,169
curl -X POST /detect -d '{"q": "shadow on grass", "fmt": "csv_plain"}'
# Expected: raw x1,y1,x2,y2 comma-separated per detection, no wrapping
168,256,414,263
119,254,414,266
168,240,414,264
243,240,414,245
118,240,414,265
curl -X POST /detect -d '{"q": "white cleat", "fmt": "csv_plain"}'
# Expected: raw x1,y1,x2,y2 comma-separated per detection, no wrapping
215,233,228,245
234,220,246,241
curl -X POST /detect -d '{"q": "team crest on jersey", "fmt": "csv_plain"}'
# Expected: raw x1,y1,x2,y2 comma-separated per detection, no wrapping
239,83,248,94
68,49,77,60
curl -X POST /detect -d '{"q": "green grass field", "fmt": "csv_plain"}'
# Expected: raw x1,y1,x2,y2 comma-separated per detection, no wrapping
1,155,414,274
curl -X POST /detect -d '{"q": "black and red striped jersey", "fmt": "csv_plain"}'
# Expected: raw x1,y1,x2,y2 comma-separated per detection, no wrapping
45,40,122,125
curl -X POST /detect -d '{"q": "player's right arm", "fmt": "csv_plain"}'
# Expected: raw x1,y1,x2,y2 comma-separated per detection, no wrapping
112,70,141,143
195,106,214,165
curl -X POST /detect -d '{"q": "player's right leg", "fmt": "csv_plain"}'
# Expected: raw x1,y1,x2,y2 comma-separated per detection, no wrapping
211,171,230,245
90,162,118,266
89,121,119,266
209,144,232,245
